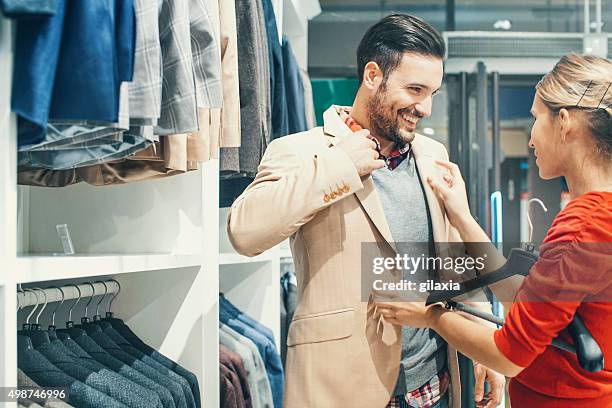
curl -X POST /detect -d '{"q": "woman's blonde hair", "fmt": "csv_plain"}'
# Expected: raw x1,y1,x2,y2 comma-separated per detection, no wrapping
536,53,612,158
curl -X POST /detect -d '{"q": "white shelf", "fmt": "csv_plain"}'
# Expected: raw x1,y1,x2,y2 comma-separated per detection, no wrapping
16,253,203,283
219,252,274,266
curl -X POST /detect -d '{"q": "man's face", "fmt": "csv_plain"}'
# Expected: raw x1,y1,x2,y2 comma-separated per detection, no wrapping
367,53,443,147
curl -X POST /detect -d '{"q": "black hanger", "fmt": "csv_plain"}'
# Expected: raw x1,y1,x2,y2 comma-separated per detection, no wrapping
76,282,102,334
19,288,51,347
16,287,33,351
48,286,66,341
425,244,604,372
56,284,87,339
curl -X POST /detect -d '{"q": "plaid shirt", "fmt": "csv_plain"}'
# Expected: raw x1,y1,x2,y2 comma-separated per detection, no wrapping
387,371,450,408
336,106,411,171
337,106,450,407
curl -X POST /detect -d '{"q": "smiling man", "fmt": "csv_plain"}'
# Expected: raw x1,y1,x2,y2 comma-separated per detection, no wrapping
227,14,504,408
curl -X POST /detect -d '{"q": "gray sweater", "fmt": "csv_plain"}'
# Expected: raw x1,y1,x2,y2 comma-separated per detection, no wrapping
371,152,448,395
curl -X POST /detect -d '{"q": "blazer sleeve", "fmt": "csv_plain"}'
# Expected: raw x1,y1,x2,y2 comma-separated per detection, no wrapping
227,137,364,256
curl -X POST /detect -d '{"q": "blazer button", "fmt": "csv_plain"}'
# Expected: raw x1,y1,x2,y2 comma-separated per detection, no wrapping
330,191,338,199
324,194,331,202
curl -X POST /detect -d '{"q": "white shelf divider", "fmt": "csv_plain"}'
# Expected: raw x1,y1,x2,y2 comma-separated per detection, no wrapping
16,253,203,283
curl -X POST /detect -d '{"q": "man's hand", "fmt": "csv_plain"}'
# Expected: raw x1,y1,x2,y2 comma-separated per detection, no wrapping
473,362,505,408
336,129,385,177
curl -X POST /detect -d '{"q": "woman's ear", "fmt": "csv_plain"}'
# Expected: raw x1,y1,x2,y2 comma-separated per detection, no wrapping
557,108,571,142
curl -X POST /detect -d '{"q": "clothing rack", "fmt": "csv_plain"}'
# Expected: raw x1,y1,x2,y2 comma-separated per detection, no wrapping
17,281,120,309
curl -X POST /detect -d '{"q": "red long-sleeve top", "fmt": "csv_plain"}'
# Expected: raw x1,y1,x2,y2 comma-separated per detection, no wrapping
494,191,612,407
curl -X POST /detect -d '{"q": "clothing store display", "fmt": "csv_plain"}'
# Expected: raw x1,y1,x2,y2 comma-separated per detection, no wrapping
300,69,317,129
101,314,201,408
18,368,73,408
220,324,274,408
59,331,176,408
221,0,268,176
18,336,126,408
218,0,240,149
281,37,307,135
0,0,55,17
220,345,252,408
219,296,282,408
21,330,160,408
12,0,135,146
280,270,297,366
129,0,162,123
260,0,287,140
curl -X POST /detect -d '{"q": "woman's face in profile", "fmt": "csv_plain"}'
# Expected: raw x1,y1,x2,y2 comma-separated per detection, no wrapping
529,94,566,180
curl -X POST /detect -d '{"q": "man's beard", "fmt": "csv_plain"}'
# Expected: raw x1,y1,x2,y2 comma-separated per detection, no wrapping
366,87,419,148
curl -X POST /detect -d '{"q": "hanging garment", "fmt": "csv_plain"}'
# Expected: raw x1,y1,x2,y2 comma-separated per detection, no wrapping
54,333,163,408
102,314,201,408
129,0,162,123
0,0,55,17
57,331,176,408
220,345,252,408
220,363,244,408
18,368,74,408
155,0,197,135
220,295,275,345
90,321,197,408
219,300,283,408
76,323,194,408
59,325,188,408
280,270,297,366
218,0,240,149
299,69,317,129
220,0,269,176
22,330,161,408
12,0,135,146
18,336,127,408
189,0,222,109
260,0,287,139
281,37,308,134
220,324,274,408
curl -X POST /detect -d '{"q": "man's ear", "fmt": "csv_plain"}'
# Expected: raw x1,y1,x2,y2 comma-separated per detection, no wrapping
363,61,383,91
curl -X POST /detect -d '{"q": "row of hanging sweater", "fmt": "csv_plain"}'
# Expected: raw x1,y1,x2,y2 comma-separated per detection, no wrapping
5,0,315,187
17,284,201,408
219,294,283,408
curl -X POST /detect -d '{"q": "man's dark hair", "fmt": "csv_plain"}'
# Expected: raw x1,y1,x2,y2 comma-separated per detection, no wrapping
356,13,445,85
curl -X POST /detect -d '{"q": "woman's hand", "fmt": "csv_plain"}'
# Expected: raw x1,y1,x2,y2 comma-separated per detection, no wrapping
427,160,473,232
374,301,443,328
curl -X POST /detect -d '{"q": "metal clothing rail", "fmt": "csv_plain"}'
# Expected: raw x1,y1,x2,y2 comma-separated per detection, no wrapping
17,281,120,308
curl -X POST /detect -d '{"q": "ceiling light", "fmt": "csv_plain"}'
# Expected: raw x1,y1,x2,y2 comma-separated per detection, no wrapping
493,19,512,30
423,127,435,136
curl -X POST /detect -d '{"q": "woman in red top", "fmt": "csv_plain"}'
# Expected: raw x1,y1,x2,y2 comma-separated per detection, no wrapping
375,53,612,407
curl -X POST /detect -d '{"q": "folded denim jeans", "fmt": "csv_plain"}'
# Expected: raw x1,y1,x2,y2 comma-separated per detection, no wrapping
0,0,55,18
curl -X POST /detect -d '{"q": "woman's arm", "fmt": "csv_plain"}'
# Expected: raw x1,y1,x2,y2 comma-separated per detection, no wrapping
428,305,524,377
428,160,525,310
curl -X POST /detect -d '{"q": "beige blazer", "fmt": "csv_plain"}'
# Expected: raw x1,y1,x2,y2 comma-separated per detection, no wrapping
228,105,491,408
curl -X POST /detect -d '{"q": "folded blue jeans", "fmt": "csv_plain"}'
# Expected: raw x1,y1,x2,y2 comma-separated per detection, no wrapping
12,0,135,146
0,0,55,18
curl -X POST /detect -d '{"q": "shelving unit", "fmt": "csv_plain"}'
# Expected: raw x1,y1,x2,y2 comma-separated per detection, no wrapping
0,1,319,407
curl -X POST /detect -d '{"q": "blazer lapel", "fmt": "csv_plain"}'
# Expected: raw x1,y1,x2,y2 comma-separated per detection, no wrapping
323,106,396,250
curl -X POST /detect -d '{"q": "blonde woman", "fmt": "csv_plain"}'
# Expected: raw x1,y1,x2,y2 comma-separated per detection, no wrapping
375,53,612,407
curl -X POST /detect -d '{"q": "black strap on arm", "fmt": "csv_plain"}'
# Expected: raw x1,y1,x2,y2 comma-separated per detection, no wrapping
426,247,604,373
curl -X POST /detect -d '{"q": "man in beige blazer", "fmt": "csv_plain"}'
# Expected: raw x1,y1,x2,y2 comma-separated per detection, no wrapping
228,13,505,408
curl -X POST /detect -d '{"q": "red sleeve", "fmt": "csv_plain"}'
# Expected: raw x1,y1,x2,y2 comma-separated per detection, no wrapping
494,193,612,367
